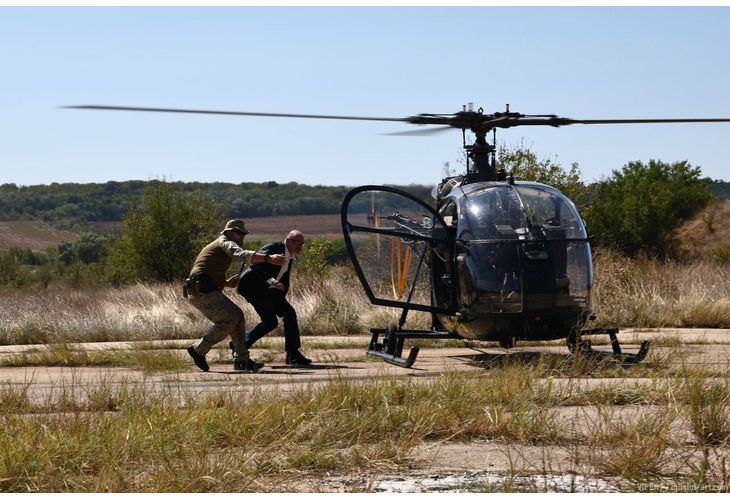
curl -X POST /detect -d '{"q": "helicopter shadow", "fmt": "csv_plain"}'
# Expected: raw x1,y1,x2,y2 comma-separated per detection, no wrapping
454,347,651,374
207,363,356,376
266,363,355,373
269,363,349,370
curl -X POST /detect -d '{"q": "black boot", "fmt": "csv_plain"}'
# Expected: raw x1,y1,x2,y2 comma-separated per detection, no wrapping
234,357,264,373
187,346,209,372
285,350,312,366
230,340,252,357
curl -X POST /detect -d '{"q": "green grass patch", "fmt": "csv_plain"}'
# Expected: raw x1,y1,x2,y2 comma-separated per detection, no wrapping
1,345,188,373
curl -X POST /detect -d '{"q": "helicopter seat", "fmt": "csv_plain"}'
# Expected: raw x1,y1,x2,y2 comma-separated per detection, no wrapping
494,224,518,238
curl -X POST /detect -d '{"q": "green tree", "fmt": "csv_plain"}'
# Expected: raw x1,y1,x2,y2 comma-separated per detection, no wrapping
106,181,222,283
75,232,111,264
57,241,76,265
497,143,585,202
584,160,713,259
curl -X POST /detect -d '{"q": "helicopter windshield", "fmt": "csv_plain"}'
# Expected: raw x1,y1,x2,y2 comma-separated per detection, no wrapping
461,184,586,241
456,183,592,314
513,184,587,240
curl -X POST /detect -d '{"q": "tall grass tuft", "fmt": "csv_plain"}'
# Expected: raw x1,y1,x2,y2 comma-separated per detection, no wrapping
577,407,677,483
683,378,730,446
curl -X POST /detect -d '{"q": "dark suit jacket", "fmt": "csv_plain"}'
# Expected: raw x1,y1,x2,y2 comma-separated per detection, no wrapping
236,241,292,300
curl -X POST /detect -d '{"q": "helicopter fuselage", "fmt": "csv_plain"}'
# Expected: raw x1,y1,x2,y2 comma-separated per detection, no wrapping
341,181,594,344
432,180,593,342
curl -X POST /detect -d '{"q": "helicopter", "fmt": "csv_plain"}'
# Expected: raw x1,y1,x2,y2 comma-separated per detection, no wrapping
65,103,730,368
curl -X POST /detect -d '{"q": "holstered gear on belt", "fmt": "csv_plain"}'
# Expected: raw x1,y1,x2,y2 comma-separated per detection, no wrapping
183,274,217,298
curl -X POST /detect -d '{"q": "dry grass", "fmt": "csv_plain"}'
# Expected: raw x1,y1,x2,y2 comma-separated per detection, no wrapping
677,199,730,259
591,249,730,329
0,370,568,492
3,356,730,492
683,378,730,446
0,267,433,345
1,250,728,346
579,409,678,483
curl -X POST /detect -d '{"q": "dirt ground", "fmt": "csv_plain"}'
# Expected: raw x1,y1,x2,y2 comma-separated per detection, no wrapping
2,327,729,492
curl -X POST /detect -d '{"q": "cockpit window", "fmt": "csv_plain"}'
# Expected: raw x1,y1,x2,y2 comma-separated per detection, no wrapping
513,185,586,240
461,184,586,241
462,186,525,240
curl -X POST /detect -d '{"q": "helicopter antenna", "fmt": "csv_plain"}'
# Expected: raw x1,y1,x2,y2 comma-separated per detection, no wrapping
462,127,469,173
492,127,497,177
461,104,469,174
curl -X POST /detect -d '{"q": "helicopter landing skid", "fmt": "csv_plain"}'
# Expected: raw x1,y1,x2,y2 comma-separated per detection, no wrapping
569,327,650,363
367,322,460,368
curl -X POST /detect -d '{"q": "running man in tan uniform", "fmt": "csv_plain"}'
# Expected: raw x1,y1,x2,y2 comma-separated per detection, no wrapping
185,219,285,372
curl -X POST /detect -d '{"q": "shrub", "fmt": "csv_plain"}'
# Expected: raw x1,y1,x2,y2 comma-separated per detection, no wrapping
106,181,222,284
297,238,350,278
0,249,28,287
585,160,713,259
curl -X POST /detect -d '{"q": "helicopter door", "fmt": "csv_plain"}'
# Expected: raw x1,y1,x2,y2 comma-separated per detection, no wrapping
341,186,455,314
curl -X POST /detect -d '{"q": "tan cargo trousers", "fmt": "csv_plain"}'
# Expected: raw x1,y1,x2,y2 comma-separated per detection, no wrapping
188,290,248,363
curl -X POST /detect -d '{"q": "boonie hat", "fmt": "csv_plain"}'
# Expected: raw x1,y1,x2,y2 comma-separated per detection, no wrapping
222,219,249,235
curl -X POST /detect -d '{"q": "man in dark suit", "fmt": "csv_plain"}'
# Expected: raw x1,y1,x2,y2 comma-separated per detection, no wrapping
235,230,312,365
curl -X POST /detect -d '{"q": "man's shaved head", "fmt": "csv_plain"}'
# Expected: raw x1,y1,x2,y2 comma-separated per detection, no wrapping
285,230,305,255
286,230,304,242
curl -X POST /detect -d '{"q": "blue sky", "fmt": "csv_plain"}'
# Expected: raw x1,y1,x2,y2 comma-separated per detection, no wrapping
1,6,729,187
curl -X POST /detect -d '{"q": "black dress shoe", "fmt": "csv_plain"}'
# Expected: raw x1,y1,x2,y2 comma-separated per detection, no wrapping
234,358,264,372
187,346,209,372
285,351,312,366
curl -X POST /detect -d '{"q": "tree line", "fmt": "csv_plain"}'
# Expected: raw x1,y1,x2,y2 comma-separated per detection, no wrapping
3,176,726,231
0,180,432,229
1,149,728,288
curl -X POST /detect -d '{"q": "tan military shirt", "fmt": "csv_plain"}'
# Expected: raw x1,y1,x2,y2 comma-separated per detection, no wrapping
189,235,255,289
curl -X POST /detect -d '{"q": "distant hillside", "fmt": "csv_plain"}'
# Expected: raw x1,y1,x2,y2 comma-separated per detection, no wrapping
0,220,77,252
710,179,730,199
0,213,354,252
0,180,433,230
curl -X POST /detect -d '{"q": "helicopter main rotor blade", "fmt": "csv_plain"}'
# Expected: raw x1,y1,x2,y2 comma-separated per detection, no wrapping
510,116,730,128
62,105,730,131
381,126,454,136
62,105,408,123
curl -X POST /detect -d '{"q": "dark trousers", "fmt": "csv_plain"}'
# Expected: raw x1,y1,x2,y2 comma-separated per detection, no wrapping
243,290,301,353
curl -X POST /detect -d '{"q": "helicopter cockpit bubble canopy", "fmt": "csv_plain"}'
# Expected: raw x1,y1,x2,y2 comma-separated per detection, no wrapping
456,182,587,240
446,182,593,314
